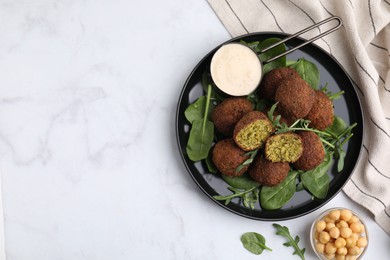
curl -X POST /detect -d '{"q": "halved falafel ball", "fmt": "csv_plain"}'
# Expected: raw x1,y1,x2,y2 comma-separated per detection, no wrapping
212,138,249,177
248,156,290,186
275,77,316,121
211,97,253,136
259,67,300,101
305,90,334,130
233,111,274,151
264,132,303,163
293,131,325,171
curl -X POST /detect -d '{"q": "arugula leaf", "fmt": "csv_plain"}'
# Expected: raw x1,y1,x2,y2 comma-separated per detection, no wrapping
241,232,272,255
273,224,306,260
260,171,298,210
289,58,319,90
214,186,259,209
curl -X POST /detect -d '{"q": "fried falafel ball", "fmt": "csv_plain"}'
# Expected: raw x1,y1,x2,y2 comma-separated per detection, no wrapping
211,97,253,136
264,132,303,163
233,111,274,151
275,77,316,121
212,138,249,177
293,131,325,171
259,67,300,101
305,90,334,130
248,156,290,186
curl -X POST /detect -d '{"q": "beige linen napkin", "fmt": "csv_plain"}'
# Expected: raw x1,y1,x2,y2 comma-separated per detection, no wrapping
207,0,390,235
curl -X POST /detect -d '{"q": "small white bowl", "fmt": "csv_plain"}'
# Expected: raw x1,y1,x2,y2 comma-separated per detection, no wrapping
310,207,369,260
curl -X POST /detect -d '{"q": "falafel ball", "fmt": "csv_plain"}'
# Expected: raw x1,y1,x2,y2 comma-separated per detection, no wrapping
264,132,303,163
212,138,249,177
211,97,253,136
248,156,290,186
259,67,300,101
305,90,334,130
233,111,274,151
275,77,316,121
293,131,325,171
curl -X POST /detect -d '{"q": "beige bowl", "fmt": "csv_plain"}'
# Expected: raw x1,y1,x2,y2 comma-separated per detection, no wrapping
310,207,369,260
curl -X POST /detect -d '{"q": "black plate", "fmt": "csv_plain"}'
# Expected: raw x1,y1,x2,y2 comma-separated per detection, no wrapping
176,32,363,221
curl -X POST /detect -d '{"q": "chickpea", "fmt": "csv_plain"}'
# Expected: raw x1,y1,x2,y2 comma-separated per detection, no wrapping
350,233,359,243
316,242,325,253
324,216,336,223
350,222,362,233
329,227,340,239
326,222,336,231
345,255,357,260
337,247,348,255
356,237,368,248
348,245,361,255
325,242,337,255
334,237,347,248
329,210,341,220
319,231,331,244
316,220,326,232
348,215,359,224
345,237,356,247
325,253,336,260
340,227,352,238
337,220,349,229
340,209,353,221
336,255,346,260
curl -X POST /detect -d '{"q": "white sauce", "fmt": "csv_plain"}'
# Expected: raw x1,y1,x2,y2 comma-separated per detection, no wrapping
210,43,262,96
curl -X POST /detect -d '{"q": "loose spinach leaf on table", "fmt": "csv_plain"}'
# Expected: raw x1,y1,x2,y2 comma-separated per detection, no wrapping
289,58,319,90
241,232,272,255
273,224,306,260
300,152,333,199
185,84,215,161
260,171,298,210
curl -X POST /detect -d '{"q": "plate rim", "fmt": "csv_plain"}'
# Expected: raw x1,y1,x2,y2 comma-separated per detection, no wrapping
175,31,365,221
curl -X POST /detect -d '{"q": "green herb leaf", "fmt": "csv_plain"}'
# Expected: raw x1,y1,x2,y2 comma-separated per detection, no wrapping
241,232,272,255
222,174,261,190
326,116,347,136
289,58,319,90
184,96,206,124
214,186,259,209
300,152,333,199
235,149,259,173
258,38,287,74
205,152,217,173
273,224,306,260
260,171,298,210
186,84,215,161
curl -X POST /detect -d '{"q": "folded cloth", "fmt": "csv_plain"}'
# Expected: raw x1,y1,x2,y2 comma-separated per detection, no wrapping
207,0,390,235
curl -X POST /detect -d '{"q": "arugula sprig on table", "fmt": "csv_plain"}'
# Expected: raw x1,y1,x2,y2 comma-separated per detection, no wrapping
273,224,306,260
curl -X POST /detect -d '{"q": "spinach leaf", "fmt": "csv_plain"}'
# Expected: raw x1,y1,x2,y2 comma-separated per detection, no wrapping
260,171,298,210
241,232,272,255
273,224,306,260
205,152,217,173
300,152,333,199
186,119,214,161
222,174,261,190
186,84,215,161
258,38,287,74
289,58,319,90
326,116,347,136
184,96,206,124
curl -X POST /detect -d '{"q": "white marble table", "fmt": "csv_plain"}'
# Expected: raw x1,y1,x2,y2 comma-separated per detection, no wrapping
0,1,389,259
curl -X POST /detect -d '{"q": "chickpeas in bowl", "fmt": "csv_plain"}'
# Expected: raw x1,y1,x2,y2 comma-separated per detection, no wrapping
311,208,368,260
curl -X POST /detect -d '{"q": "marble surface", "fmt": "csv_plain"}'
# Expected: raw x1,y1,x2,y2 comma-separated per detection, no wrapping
0,1,389,259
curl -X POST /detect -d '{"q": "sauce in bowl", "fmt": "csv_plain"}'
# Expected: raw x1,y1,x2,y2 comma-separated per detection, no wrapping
210,43,262,96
